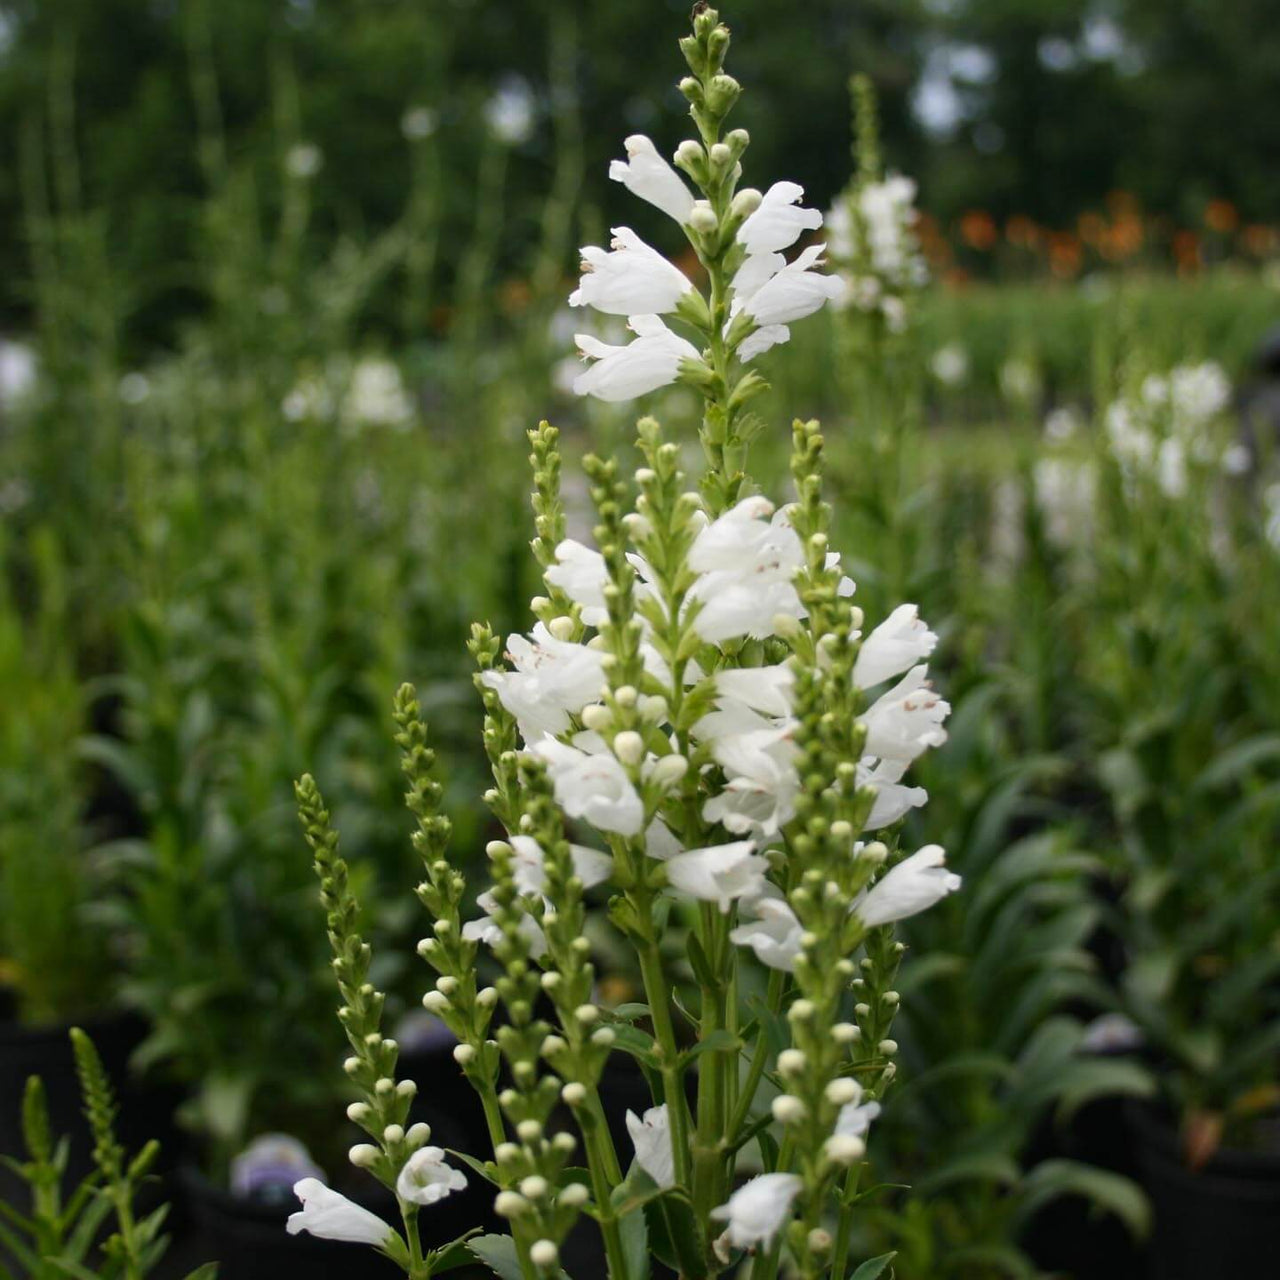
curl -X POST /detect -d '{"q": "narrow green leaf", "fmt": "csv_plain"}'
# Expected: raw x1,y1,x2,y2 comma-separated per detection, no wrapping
849,1251,896,1280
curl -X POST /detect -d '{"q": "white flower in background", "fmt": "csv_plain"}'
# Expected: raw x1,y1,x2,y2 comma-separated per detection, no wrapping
737,181,823,255
1264,483,1280,548
118,371,151,405
397,1147,468,1206
1044,405,1083,441
1033,457,1097,548
486,77,535,145
741,244,845,327
401,106,438,141
282,375,334,423
287,1179,393,1245
854,605,937,688
570,227,692,316
930,343,969,386
534,737,645,836
344,357,413,429
0,339,38,406
729,895,803,971
509,834,612,896
285,142,323,179
665,841,767,912
479,623,606,742
861,666,950,765
574,315,701,403
1170,361,1230,423
1000,358,1040,405
833,1084,881,1138
609,135,695,225
1221,442,1251,476
857,845,960,927
626,1105,675,1188
711,1172,803,1251
462,890,548,957
1080,1011,1145,1054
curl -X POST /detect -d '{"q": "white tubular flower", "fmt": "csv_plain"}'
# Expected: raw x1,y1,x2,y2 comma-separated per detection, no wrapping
859,757,928,830
625,1104,675,1188
396,1147,468,1206
742,245,845,327
731,251,786,306
533,737,645,836
737,181,823,255
644,817,684,860
609,134,696,224
737,324,791,363
861,665,950,764
857,845,961,927
710,1173,803,1251
714,665,795,717
833,1082,882,1138
854,605,938,689
479,623,607,742
544,539,609,626
729,896,803,972
287,1180,393,1246
462,890,548,958
573,315,701,403
509,835,613,896
570,227,693,316
704,725,800,838
665,841,768,913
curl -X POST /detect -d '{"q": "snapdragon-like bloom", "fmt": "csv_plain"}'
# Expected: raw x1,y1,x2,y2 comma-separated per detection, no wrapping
857,844,960,927
737,181,823,255
533,737,645,836
704,725,800,838
854,604,938,688
462,890,548,957
609,135,695,224
479,623,606,742
665,841,768,912
742,244,846,327
544,539,609,626
711,1173,803,1251
570,227,693,316
287,1180,393,1246
861,665,950,764
509,834,612,895
625,1104,675,1188
574,315,701,402
859,757,928,830
396,1147,468,1206
834,1084,882,1138
714,665,796,718
729,895,803,971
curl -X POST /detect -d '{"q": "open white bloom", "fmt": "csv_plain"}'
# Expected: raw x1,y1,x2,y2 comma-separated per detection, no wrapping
737,324,791,362
462,890,548,957
510,834,612,895
737,181,823,255
714,665,795,718
665,841,767,912
705,725,800,838
533,737,645,836
574,314,701,402
609,134,695,224
729,895,803,971
545,539,609,626
859,757,928,830
930,343,969,386
396,1147,468,1206
480,623,607,742
857,845,960,927
625,1104,675,1188
344,357,412,429
834,1083,882,1138
486,78,535,145
862,666,950,764
287,1179,392,1246
854,605,938,688
711,1172,803,1250
570,227,693,316
742,244,846,327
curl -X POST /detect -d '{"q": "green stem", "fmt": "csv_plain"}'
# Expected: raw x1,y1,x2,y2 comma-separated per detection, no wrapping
401,1202,430,1280
727,968,786,1139
829,1163,864,1280
582,1107,631,1280
635,929,692,1186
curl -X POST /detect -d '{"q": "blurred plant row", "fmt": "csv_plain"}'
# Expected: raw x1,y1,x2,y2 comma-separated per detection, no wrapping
0,27,1278,1280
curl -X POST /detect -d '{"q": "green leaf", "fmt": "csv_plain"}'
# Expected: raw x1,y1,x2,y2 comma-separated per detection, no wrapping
179,1266,221,1280
608,1003,653,1022
468,1235,525,1280
1194,733,1280,791
678,1028,740,1070
609,1023,659,1067
448,1150,499,1187
1014,1159,1150,1240
685,932,717,988
430,1231,483,1273
916,1151,1021,1194
619,1198,648,1278
849,1251,896,1280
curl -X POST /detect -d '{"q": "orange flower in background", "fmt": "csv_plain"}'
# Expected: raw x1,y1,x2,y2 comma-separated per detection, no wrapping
1242,224,1279,257
1077,211,1106,248
916,212,954,267
1048,232,1082,279
942,266,971,289
1005,214,1041,249
1106,189,1140,218
1204,199,1238,234
960,209,998,251
500,277,532,314
1101,213,1144,261
1173,229,1202,273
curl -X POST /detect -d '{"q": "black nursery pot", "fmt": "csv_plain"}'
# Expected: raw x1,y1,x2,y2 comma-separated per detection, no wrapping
1128,1100,1280,1280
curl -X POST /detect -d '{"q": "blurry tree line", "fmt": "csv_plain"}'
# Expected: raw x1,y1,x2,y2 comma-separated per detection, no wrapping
0,0,1276,352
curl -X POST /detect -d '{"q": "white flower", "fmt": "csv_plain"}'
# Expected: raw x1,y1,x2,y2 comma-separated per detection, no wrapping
737,181,822,255
710,1172,803,1251
861,666,950,764
462,890,547,957
486,78,535,145
287,1179,392,1246
479,623,607,742
834,1085,881,1138
859,757,928,830
609,135,695,224
714,665,795,718
857,845,960,927
0,339,38,404
729,896,803,971
574,315,701,403
396,1147,468,1206
665,841,767,912
570,227,693,316
401,106,438,141
285,143,323,179
625,1105,675,1188
544,539,609,626
1169,361,1230,423
509,834,612,895
1044,406,1082,441
737,324,791,362
704,725,800,838
742,245,845,327
930,343,969,386
854,605,938,688
344,358,413,429
533,737,645,836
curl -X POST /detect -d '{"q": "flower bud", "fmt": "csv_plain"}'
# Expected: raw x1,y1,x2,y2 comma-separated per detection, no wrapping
494,1142,521,1164
559,1182,589,1207
824,1134,866,1165
548,615,575,642
517,1119,542,1142
689,202,718,234
710,141,732,166
520,1175,549,1199
581,703,611,731
436,976,459,996
614,685,638,708
574,1004,600,1026
530,1241,559,1269
453,1043,476,1066
878,1039,899,1057
788,999,815,1023
639,694,669,723
854,1003,871,1018
591,1027,616,1049
383,1124,405,1144
613,731,645,766
777,1048,807,1078
343,1056,361,1076
730,187,762,219
541,1034,567,1057
650,754,688,787
771,1095,807,1125
494,1190,526,1218
478,986,498,1008
808,1228,833,1256
407,1122,431,1147
832,1023,860,1044
860,841,888,865
562,1082,587,1106
347,1102,370,1122
422,990,450,1014
552,1132,576,1154
375,1077,395,1096
825,1078,860,1105
348,1144,380,1168
675,139,703,167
